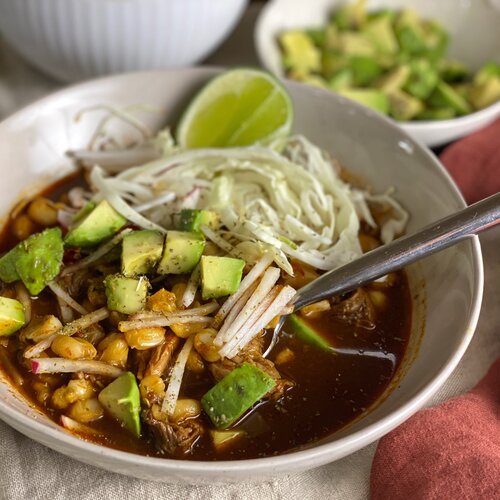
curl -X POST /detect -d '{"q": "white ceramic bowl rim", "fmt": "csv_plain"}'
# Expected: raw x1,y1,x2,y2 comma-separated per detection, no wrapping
0,68,484,475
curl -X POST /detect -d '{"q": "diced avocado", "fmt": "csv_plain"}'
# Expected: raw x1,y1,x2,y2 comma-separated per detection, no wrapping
451,83,470,101
65,200,126,248
440,60,469,83
178,209,220,233
363,16,398,54
306,29,325,47
73,201,96,224
157,231,205,275
338,88,390,114
200,255,245,300
322,51,349,78
350,56,383,86
324,24,340,51
375,65,410,93
201,363,276,429
15,228,64,295
329,68,353,91
417,107,456,120
104,274,149,314
98,372,141,437
338,32,376,56
469,77,500,110
210,429,246,448
404,59,439,99
388,89,424,121
474,62,500,85
286,314,333,352
394,10,427,55
121,230,164,277
428,81,471,115
0,247,21,283
0,297,25,336
331,0,367,30
279,30,321,76
422,20,448,61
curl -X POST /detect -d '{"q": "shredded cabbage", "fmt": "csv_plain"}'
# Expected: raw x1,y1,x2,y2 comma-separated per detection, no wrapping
85,127,408,275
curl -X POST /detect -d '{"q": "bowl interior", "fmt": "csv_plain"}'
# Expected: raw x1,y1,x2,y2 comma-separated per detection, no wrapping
0,68,482,482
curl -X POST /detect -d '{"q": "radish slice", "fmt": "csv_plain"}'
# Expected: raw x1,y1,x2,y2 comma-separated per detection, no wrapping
60,415,103,437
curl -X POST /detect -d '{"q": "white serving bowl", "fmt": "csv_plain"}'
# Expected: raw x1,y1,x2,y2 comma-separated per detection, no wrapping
0,0,248,82
0,68,483,483
255,0,500,147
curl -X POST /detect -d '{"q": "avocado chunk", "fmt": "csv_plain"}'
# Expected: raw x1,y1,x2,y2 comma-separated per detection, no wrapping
329,68,353,91
394,9,427,55
157,231,205,275
14,228,64,295
350,55,383,86
474,62,500,85
404,59,439,99
0,297,25,336
331,0,367,30
338,32,376,56
388,89,424,121
422,20,448,61
375,65,410,93
428,81,471,115
0,247,22,283
286,314,333,352
98,372,141,437
201,363,276,429
417,107,456,120
121,230,164,277
338,88,389,113
65,200,126,247
363,15,398,54
73,201,96,224
210,429,246,449
177,209,220,233
469,77,500,110
440,60,469,83
279,30,321,76
104,274,149,314
200,255,245,300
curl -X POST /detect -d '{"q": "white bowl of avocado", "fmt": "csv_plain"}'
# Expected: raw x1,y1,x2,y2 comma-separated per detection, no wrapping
255,0,500,147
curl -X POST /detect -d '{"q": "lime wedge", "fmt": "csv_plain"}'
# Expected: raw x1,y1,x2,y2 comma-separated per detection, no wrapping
177,69,293,148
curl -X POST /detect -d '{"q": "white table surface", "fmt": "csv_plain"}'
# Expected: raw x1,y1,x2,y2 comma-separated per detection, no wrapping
0,5,498,500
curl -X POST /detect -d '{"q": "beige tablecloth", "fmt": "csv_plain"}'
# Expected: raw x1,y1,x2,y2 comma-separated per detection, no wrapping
1,6,499,500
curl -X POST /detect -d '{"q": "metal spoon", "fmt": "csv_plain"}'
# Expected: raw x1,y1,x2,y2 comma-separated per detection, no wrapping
264,192,500,357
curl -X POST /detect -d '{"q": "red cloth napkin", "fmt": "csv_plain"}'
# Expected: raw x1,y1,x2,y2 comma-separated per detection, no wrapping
439,118,500,204
371,358,500,500
370,119,500,499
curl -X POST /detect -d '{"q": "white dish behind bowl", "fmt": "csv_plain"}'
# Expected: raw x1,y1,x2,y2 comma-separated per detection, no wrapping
0,0,248,82
0,68,482,483
255,0,500,147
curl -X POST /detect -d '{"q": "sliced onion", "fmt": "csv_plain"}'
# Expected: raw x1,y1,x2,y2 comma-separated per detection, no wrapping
118,315,212,332
31,358,123,377
161,336,193,416
48,281,88,315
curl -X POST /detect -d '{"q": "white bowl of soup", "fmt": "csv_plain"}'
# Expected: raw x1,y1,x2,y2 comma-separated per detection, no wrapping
0,68,482,483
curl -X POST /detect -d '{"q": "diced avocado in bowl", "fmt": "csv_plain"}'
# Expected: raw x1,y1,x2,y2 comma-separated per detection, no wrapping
121,229,164,277
275,1,500,122
0,227,64,295
104,274,150,314
0,297,25,336
200,255,245,300
157,230,205,275
65,200,126,248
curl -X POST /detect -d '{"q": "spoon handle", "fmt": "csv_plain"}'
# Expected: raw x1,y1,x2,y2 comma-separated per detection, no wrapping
293,192,500,310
